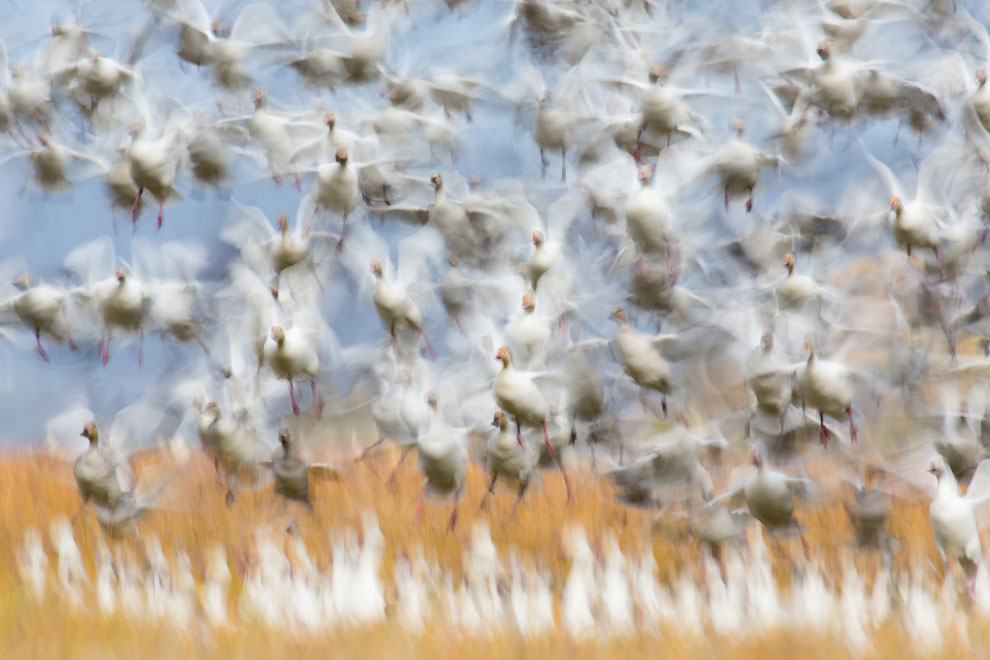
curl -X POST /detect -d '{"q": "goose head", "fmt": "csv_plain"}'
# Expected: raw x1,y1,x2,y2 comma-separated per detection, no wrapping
448,255,458,268
335,147,349,165
11,273,30,291
522,294,535,312
888,196,902,215
268,284,279,300
977,69,987,88
749,446,763,467
114,267,127,283
324,111,336,131
637,165,653,185
815,41,834,61
495,346,512,367
760,331,773,351
203,401,220,419
648,64,668,85
731,118,745,137
80,423,99,446
430,172,443,192
276,212,289,234
370,260,384,279
802,336,816,360
609,306,628,323
782,252,795,275
278,427,292,455
492,411,508,430
270,325,286,344
251,90,265,109
928,456,948,480
426,391,438,409
532,230,544,247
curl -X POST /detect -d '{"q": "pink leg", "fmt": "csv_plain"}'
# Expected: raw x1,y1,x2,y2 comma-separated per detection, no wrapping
542,420,555,457
414,486,427,524
186,325,210,354
101,332,110,366
66,333,77,351
304,205,318,238
745,187,754,213
156,195,164,230
847,407,858,443
633,128,643,163
516,420,524,447
311,378,321,418
294,169,301,191
35,328,49,362
419,329,437,359
289,380,300,416
934,247,948,282
723,186,729,212
447,490,461,531
819,412,830,447
138,330,145,369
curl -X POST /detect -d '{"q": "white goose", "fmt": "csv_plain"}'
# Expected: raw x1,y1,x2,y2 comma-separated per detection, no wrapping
415,392,468,530
859,140,949,280
504,294,551,371
494,346,556,457
795,338,858,446
706,120,779,213
928,456,990,591
308,147,361,238
610,307,677,416
263,319,322,417
125,113,183,231
3,272,77,361
626,165,672,255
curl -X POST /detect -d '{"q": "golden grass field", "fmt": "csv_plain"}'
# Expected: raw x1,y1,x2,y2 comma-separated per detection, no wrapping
1,435,987,660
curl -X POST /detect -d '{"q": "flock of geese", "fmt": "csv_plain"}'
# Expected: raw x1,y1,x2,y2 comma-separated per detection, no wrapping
6,0,990,643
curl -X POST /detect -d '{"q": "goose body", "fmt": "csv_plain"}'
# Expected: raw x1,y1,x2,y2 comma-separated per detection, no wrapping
263,324,320,416
796,343,856,445
75,424,125,511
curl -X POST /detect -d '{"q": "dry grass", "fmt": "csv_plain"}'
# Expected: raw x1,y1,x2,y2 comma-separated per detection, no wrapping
0,440,982,660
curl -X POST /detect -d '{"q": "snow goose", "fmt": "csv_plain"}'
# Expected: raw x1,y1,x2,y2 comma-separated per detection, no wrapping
95,266,152,367
716,447,813,536
2,272,78,361
706,120,779,213
307,147,361,238
242,90,321,188
625,165,673,256
415,392,468,530
494,346,556,457
610,307,677,416
76,422,128,514
796,337,858,446
775,252,829,311
928,456,990,591
858,135,949,280
264,320,322,417
524,188,582,292
504,294,551,371
480,411,538,514
125,111,184,231
196,398,268,508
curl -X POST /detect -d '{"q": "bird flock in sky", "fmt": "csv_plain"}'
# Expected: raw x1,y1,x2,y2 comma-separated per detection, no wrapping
6,0,990,645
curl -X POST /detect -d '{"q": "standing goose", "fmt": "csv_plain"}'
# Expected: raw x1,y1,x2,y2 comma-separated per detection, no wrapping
625,165,673,256
494,347,556,457
776,252,828,311
796,338,858,446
